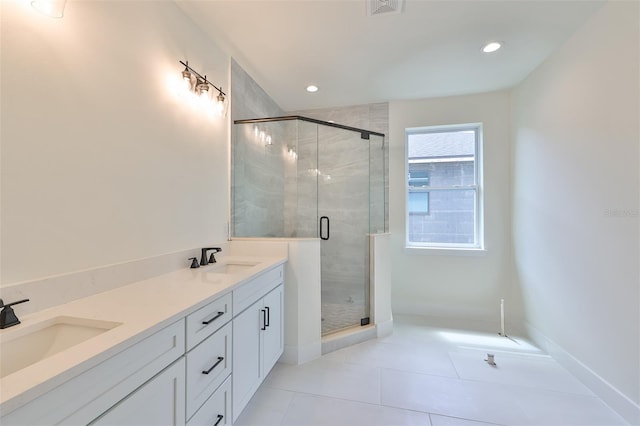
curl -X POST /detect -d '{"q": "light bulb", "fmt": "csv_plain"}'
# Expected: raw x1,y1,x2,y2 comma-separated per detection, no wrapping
181,68,192,91
31,0,66,18
197,80,210,98
482,42,502,53
216,93,225,117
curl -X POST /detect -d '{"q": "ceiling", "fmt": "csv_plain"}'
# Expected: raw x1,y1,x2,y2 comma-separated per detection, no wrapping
177,0,604,112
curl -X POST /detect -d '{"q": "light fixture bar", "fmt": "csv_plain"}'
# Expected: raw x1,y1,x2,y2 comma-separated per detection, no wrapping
179,60,226,96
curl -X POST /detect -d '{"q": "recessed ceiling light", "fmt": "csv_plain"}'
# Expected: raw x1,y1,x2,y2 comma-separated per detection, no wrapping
306,85,319,93
482,42,502,53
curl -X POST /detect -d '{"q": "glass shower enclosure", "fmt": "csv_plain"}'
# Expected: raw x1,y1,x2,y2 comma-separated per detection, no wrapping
233,116,385,335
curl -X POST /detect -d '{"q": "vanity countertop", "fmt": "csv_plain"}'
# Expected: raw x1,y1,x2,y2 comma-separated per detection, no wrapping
0,255,287,415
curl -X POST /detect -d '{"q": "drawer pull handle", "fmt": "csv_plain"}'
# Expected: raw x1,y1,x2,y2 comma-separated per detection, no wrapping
213,414,224,426
202,357,224,375
261,309,267,330
265,306,270,327
202,311,224,325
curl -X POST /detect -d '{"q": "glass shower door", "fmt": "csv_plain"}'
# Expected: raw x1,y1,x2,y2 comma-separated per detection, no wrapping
318,125,371,335
232,116,385,337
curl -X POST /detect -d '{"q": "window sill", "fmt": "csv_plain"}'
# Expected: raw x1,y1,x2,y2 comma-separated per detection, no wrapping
404,246,487,257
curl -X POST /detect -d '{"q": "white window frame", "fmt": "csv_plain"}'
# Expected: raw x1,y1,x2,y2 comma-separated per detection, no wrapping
405,123,484,253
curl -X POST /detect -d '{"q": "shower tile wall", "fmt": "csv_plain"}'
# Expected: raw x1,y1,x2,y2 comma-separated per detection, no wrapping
231,58,284,121
231,59,287,237
292,103,389,234
283,122,299,238
233,122,288,237
293,121,318,238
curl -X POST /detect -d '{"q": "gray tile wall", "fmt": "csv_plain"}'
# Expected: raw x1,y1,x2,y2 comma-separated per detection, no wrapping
231,59,288,237
292,103,389,233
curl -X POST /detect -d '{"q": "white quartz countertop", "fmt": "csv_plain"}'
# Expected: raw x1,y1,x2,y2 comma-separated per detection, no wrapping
0,255,287,415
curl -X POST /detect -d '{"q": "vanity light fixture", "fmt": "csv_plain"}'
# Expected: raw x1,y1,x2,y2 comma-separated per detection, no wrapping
482,41,502,53
179,60,228,117
31,0,67,18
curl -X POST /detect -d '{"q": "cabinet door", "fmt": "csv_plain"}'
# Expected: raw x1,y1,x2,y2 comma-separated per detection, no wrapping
262,284,284,374
90,358,186,426
232,299,262,422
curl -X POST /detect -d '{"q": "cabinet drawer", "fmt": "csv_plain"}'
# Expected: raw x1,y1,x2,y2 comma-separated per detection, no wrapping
233,265,283,314
186,292,232,350
186,321,232,420
187,375,231,426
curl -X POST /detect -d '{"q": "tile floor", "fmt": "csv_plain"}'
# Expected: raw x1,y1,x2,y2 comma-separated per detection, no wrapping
235,314,629,426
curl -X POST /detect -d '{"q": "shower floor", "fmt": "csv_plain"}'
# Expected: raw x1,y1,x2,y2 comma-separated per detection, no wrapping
321,302,366,335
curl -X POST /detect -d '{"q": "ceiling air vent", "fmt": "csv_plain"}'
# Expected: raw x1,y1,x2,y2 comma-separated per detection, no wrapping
367,0,403,16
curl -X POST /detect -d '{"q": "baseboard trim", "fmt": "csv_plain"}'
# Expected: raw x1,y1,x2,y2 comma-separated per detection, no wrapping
281,342,322,365
321,325,377,355
376,318,394,338
524,322,640,425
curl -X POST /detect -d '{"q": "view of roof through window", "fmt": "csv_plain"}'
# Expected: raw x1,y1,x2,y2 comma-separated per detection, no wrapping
406,127,480,247
408,130,475,161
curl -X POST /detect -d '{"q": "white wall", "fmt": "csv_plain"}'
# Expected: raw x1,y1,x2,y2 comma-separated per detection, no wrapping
511,1,639,419
389,91,513,321
229,238,322,364
1,1,230,285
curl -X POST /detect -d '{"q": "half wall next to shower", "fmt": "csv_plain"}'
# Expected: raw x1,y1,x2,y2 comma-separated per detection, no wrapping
233,116,386,335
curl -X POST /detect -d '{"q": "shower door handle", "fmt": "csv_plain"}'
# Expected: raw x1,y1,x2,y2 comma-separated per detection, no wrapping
320,216,330,240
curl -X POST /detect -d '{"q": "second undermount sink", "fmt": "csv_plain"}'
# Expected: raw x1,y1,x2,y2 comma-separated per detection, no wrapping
208,260,260,274
0,316,121,379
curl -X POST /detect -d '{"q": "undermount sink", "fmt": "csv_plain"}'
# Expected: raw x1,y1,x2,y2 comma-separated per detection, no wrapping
208,261,260,274
0,316,121,379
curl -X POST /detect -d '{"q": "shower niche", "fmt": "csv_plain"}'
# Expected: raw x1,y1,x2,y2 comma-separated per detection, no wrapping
233,116,386,336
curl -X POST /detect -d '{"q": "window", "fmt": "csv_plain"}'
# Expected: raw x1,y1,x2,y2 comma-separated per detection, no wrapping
405,124,483,250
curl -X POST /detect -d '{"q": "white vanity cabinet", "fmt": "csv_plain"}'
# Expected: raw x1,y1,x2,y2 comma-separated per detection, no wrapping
1,320,185,425
232,282,284,422
0,262,286,426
